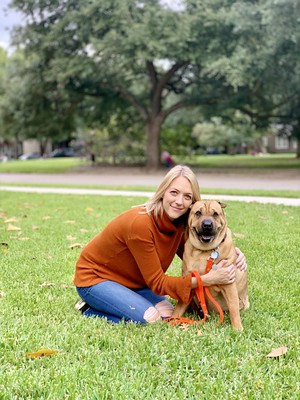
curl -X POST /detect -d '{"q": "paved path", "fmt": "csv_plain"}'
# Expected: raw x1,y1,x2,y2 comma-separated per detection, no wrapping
0,168,299,190
1,168,299,206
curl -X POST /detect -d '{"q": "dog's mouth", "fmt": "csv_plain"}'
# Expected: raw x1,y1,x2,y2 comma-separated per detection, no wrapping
193,228,215,243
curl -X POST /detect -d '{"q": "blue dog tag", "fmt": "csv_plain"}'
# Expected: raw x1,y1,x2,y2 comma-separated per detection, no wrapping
211,251,219,259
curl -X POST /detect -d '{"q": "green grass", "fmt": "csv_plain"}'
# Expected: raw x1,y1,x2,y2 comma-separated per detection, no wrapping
0,153,299,173
0,192,299,399
176,153,300,169
0,157,89,173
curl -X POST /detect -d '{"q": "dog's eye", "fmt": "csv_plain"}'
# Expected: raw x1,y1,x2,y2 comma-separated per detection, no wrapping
213,212,219,217
195,211,202,217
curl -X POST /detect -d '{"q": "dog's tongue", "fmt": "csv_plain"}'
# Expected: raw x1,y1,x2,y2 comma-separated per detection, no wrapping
201,235,212,242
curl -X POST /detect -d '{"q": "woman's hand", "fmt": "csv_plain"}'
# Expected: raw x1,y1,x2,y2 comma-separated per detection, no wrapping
235,247,247,271
200,260,235,287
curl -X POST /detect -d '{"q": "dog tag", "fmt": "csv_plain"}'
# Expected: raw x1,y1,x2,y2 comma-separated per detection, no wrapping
211,251,219,259
212,263,218,270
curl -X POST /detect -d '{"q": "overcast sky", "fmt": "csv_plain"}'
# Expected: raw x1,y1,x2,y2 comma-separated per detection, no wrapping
0,0,24,50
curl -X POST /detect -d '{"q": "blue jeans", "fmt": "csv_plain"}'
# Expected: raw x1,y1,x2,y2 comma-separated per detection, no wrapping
76,281,174,324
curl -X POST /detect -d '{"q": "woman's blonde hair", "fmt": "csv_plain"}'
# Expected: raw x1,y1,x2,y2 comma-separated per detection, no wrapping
141,165,201,218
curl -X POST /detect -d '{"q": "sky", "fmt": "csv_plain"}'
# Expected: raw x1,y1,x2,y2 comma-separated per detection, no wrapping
0,0,24,51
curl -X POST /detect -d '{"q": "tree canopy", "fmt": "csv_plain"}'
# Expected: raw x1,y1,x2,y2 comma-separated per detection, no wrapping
1,0,299,165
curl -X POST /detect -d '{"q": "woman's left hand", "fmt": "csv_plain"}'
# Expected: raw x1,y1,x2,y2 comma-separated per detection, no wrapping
235,247,247,271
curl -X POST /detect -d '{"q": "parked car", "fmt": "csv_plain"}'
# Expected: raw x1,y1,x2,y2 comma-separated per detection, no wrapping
49,148,75,157
18,152,41,160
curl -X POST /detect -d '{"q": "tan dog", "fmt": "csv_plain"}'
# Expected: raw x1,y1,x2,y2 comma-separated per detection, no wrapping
173,200,249,330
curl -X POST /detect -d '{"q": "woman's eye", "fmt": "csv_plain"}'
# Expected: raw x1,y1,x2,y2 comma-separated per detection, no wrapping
184,195,192,200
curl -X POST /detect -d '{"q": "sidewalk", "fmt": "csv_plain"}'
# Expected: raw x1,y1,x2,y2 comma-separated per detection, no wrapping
1,168,299,206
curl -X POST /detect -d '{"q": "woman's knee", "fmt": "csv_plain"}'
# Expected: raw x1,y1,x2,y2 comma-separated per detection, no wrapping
143,306,162,323
154,299,174,318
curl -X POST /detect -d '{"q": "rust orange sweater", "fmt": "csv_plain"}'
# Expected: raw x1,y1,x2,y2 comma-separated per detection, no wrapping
74,207,193,304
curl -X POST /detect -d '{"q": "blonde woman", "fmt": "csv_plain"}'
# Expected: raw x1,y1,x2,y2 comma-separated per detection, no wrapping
74,165,246,323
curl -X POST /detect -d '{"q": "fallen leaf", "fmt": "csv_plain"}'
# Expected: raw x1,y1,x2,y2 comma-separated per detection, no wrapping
233,232,245,239
67,235,76,241
7,224,21,231
259,216,268,220
266,346,288,358
69,243,83,249
85,207,94,213
25,349,58,359
4,217,19,223
42,216,51,220
19,237,30,241
282,210,289,214
32,225,39,230
64,220,76,224
80,229,88,233
39,282,55,288
0,291,5,298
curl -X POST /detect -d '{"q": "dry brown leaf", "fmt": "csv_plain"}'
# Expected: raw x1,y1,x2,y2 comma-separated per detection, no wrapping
25,349,58,359
32,225,39,230
197,330,203,336
42,216,51,220
69,243,83,249
64,220,76,224
60,284,69,289
0,291,5,298
233,232,245,239
39,282,55,288
80,228,88,233
4,217,19,223
7,224,22,231
282,210,289,214
0,212,7,218
266,346,288,358
67,235,76,241
19,237,30,241
85,207,94,213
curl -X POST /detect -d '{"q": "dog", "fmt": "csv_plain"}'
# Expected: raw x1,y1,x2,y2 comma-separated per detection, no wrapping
173,200,249,330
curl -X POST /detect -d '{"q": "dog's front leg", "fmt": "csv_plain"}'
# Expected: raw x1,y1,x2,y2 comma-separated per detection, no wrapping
172,301,188,317
220,284,243,331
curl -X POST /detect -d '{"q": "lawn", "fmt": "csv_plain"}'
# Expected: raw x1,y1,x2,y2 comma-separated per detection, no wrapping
0,153,299,173
0,192,299,399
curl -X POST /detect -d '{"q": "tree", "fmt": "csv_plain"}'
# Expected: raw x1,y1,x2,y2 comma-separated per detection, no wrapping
8,0,300,165
8,0,254,168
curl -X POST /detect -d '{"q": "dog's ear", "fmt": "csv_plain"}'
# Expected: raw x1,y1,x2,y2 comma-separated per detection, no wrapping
218,201,227,209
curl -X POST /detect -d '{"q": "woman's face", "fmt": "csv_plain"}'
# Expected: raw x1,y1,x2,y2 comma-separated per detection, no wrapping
162,176,193,221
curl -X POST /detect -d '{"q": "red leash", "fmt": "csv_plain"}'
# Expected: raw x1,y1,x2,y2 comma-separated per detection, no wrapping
166,256,224,326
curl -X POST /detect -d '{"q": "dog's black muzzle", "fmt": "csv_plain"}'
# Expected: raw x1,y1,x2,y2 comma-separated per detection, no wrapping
194,218,216,243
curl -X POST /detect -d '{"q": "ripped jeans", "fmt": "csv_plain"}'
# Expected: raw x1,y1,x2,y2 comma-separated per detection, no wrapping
76,281,174,324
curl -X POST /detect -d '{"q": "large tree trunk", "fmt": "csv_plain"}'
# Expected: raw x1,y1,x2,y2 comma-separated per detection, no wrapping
145,117,163,170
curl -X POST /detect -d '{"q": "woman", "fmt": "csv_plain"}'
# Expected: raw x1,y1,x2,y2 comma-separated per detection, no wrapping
74,165,246,324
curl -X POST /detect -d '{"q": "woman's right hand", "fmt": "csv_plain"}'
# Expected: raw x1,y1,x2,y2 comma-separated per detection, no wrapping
200,260,236,287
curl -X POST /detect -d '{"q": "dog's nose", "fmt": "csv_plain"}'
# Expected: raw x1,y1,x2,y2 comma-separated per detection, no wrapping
202,219,213,230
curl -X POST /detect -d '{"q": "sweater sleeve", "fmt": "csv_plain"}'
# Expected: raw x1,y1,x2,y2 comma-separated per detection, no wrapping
126,222,192,304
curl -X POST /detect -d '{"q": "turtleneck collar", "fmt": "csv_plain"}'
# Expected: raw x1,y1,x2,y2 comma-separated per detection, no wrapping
151,210,184,234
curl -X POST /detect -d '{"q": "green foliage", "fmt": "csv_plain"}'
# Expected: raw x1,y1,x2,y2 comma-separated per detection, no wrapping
0,192,299,398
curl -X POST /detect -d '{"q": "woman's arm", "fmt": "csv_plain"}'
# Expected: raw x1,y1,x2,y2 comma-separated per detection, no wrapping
191,247,247,288
191,261,236,288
